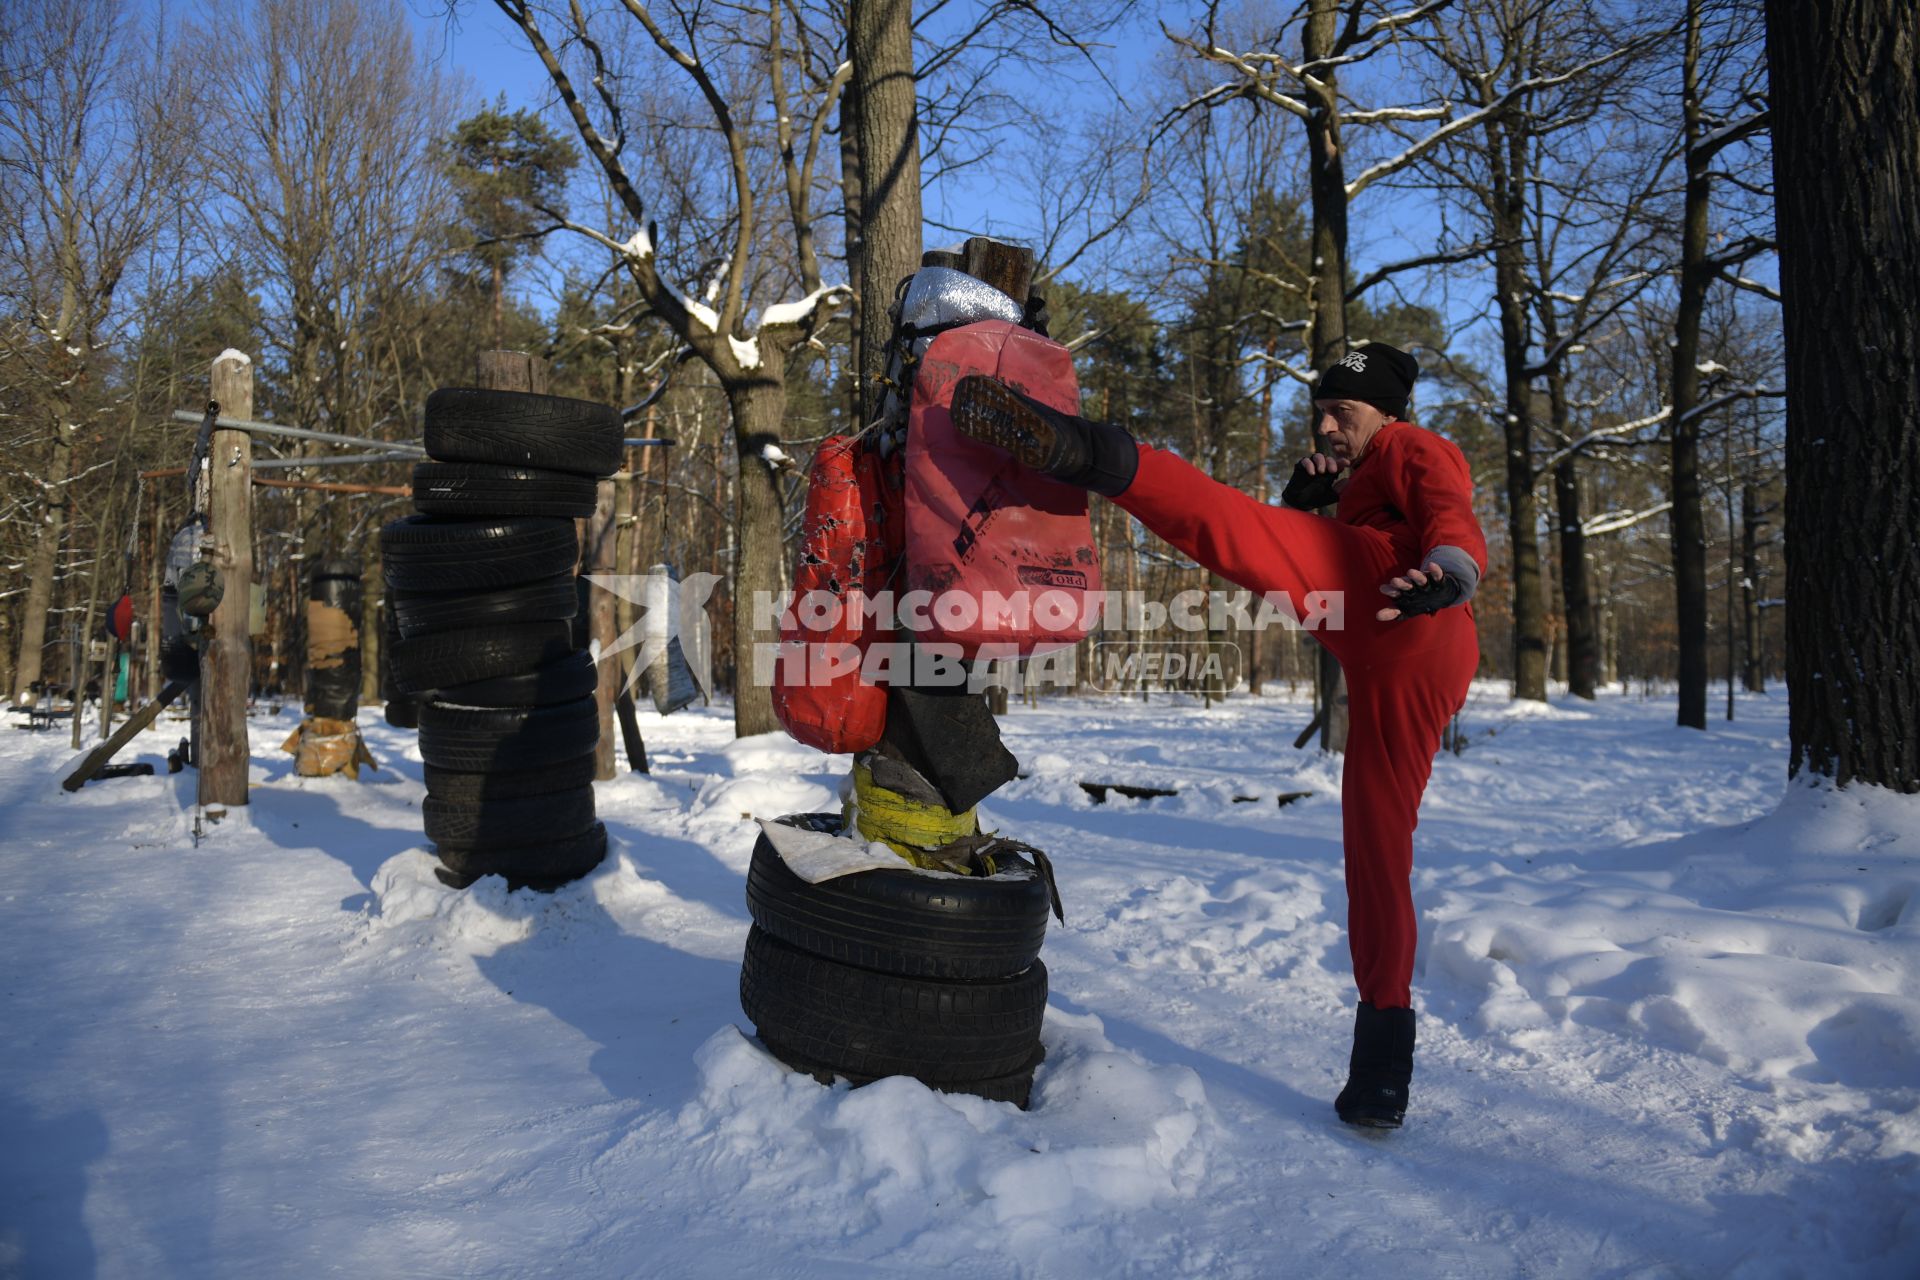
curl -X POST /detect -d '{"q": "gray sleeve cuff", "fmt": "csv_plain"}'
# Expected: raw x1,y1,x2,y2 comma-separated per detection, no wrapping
1425,545,1480,604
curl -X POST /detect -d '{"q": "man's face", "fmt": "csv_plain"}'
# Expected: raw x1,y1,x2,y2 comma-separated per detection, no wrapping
1313,399,1392,463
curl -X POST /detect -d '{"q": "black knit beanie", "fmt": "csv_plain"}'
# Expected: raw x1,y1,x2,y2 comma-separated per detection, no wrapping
1313,342,1419,419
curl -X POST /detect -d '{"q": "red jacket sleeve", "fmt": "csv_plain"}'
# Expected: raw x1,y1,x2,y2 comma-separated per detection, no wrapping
1387,426,1487,577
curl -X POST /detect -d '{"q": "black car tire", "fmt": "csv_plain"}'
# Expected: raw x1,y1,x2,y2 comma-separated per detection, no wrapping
739,926,1047,1084
423,786,597,852
432,648,597,708
434,822,609,891
385,621,574,695
392,575,578,639
424,387,623,477
746,813,1051,980
411,462,600,519
417,694,599,771
423,753,600,804
380,515,578,593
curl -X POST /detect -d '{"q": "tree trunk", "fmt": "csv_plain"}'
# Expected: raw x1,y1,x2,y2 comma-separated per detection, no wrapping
838,75,866,430
1669,0,1713,730
1766,0,1920,790
1486,108,1548,702
728,367,789,738
1553,455,1598,699
848,0,922,428
1303,0,1351,751
360,534,382,706
1741,482,1764,692
13,378,77,702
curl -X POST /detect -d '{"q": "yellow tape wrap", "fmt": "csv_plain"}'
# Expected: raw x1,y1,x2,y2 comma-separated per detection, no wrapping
845,761,977,869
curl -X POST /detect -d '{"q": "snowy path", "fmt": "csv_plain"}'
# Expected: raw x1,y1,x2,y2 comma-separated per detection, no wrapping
1,686,1914,1277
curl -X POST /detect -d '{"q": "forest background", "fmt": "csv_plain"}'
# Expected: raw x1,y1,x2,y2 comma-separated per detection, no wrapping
0,0,1786,740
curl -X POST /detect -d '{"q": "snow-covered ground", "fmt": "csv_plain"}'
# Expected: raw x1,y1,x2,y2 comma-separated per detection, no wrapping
1,682,1915,1278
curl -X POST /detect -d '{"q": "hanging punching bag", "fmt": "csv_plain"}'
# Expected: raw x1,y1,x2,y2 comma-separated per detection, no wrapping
306,561,363,721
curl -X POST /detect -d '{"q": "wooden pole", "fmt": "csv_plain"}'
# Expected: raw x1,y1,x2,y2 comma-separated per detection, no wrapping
475,350,548,395
144,492,163,707
587,476,619,780
199,351,254,808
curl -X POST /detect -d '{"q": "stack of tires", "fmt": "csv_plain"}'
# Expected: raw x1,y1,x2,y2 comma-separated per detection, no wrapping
380,387,623,891
740,813,1053,1108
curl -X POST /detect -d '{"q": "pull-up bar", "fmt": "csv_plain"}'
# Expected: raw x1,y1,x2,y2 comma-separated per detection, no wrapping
167,409,675,456
169,410,424,455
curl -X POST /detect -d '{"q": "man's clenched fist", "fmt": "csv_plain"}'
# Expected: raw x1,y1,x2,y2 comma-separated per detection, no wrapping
1281,453,1346,511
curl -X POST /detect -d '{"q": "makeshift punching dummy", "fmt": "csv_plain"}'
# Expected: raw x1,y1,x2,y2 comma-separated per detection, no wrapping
282,560,376,778
772,236,1090,871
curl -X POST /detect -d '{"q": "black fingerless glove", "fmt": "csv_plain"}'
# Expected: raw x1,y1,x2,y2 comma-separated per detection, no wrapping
1281,460,1342,511
1388,573,1466,619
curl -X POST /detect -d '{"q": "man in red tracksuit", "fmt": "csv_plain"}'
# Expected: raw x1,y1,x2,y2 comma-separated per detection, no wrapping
951,342,1483,1129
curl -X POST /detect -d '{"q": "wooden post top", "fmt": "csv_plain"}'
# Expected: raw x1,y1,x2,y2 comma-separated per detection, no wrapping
476,350,550,394
962,237,1035,304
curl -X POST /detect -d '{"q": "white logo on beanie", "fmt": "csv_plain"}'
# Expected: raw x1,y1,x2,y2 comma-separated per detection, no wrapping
1337,350,1369,373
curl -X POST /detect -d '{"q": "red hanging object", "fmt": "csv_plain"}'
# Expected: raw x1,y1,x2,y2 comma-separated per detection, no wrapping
107,593,135,641
771,437,894,754
903,320,1101,657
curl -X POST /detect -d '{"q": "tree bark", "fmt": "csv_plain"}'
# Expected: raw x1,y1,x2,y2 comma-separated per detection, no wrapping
727,362,789,738
1766,0,1920,789
13,379,75,702
1741,481,1764,693
1303,0,1352,750
1669,0,1713,730
199,351,255,808
1485,101,1549,703
1545,339,1599,702
848,0,922,428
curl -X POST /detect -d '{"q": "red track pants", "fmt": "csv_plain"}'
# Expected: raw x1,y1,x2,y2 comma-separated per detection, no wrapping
1114,446,1479,1008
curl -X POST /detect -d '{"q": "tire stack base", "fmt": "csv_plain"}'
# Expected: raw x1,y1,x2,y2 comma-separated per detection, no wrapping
740,813,1053,1108
381,387,623,892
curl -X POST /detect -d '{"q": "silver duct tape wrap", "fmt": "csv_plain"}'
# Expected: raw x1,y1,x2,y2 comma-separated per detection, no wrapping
900,267,1025,356
873,267,1027,452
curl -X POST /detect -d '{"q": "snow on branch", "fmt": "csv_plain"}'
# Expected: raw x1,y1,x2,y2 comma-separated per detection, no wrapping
1584,501,1673,537
760,283,853,331
1719,270,1781,303
1160,29,1309,120
1690,108,1770,163
1341,104,1450,125
1248,350,1316,386
1538,406,1672,471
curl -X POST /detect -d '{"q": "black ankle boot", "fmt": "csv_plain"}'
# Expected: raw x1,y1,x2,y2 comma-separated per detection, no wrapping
949,375,1139,497
1334,1001,1415,1129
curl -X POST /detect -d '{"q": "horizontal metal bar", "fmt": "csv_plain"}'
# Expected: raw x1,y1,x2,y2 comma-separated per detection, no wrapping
169,409,425,455
248,453,417,470
623,438,677,447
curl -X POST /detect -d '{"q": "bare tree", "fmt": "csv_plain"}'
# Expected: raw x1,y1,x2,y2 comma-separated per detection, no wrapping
1405,0,1664,703
0,0,199,701
199,0,463,692
1668,0,1771,728
492,0,852,738
1166,0,1465,740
